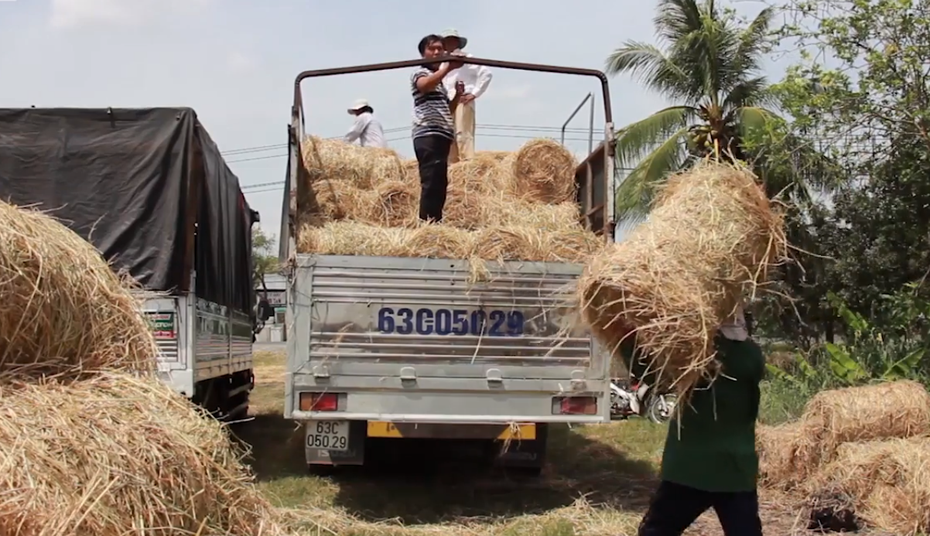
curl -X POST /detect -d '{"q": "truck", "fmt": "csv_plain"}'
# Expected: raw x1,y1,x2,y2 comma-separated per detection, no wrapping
0,107,269,420
279,58,617,474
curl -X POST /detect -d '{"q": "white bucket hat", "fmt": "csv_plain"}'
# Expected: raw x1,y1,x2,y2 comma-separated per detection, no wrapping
347,99,370,114
440,28,468,49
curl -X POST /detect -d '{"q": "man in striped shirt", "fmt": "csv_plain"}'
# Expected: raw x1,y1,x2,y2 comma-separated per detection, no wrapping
411,34,463,223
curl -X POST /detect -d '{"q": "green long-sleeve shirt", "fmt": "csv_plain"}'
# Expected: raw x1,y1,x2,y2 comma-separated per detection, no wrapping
620,334,765,492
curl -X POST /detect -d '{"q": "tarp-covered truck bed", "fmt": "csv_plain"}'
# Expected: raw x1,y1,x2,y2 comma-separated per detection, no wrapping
0,107,254,313
0,108,259,418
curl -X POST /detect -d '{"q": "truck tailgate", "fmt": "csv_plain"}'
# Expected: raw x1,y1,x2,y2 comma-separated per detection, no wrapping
286,254,610,423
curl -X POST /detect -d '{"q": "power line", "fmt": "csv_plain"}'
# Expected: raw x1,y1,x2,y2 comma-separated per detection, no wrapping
220,123,606,157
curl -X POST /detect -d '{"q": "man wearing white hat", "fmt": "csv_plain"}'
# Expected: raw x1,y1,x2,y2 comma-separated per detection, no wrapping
440,28,492,163
344,99,387,148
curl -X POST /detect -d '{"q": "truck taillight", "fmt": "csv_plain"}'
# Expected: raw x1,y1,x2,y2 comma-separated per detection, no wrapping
299,392,340,411
555,396,598,415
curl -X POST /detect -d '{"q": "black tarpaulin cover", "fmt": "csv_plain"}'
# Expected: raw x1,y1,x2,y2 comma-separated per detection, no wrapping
0,107,255,313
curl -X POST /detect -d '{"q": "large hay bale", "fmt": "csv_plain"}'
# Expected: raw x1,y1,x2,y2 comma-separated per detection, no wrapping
371,180,418,226
0,202,156,382
309,179,376,222
448,152,508,193
578,162,785,396
804,437,930,535
502,139,578,204
0,372,281,536
491,200,581,232
443,186,489,230
757,421,813,490
800,380,930,466
298,221,413,257
301,136,404,189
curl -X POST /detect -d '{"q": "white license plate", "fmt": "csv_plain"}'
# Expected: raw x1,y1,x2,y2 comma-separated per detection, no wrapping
305,420,350,451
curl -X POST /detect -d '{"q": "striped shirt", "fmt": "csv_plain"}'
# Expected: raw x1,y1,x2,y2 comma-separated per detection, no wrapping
411,67,454,140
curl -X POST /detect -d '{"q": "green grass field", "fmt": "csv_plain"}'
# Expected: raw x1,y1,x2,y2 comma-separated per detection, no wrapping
231,351,809,535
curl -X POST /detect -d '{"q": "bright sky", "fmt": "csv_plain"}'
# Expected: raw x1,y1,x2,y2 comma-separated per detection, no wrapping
0,0,785,245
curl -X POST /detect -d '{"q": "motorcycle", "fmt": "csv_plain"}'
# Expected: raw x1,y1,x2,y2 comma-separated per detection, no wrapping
610,377,678,424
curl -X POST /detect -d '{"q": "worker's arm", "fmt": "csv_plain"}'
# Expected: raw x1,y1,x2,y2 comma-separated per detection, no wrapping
414,64,454,93
471,64,493,99
343,115,369,144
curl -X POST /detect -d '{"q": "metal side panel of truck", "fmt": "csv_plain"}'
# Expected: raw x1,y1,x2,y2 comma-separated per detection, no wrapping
285,254,611,467
143,296,254,401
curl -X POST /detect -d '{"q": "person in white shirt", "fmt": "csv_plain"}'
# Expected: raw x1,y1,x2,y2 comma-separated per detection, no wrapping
440,29,492,163
344,99,387,148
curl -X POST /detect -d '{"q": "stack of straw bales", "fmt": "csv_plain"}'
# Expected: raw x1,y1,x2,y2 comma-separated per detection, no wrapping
0,201,281,536
297,136,602,265
578,162,786,397
757,380,930,534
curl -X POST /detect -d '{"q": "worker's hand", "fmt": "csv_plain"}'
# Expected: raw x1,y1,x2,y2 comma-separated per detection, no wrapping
447,57,464,70
460,93,476,105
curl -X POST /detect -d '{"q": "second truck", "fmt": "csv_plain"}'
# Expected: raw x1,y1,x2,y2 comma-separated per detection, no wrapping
0,107,270,419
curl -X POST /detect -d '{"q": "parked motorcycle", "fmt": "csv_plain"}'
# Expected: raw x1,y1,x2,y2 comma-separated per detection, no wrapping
610,378,678,424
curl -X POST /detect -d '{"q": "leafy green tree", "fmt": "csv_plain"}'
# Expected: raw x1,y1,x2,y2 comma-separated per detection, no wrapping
775,0,930,158
770,0,930,331
605,0,779,219
252,227,279,295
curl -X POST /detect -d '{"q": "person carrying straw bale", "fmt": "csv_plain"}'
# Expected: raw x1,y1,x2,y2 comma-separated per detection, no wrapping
440,28,492,163
622,303,766,536
343,98,386,148
410,33,463,222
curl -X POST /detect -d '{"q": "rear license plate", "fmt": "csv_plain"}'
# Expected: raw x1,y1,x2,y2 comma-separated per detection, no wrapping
305,420,350,451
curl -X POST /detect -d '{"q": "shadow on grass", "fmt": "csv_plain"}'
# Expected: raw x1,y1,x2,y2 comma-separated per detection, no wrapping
231,409,662,524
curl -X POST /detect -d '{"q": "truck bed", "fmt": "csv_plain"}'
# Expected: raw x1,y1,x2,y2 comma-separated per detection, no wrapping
285,254,611,424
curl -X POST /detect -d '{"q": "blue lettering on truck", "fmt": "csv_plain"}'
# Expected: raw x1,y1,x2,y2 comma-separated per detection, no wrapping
376,307,525,336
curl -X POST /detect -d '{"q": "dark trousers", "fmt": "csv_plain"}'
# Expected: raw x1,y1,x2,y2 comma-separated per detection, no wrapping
413,134,452,222
637,481,763,536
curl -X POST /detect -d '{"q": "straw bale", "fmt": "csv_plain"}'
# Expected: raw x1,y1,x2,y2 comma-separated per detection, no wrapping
401,158,420,185
800,380,930,466
449,152,508,193
546,228,606,263
297,222,414,257
0,372,281,536
504,139,578,204
301,136,404,189
443,186,490,230
577,162,785,396
804,437,930,535
491,200,581,232
473,226,548,262
475,150,511,162
371,180,418,226
406,224,475,259
309,179,374,222
757,421,815,490
0,201,156,382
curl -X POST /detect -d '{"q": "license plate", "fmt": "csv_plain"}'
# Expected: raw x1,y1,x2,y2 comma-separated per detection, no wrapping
305,420,349,451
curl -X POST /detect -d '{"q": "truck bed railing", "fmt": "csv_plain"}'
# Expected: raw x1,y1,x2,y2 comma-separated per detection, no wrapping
282,57,617,262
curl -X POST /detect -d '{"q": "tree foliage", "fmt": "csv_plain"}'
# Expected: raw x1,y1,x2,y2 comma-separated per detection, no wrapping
605,0,780,220
252,227,279,294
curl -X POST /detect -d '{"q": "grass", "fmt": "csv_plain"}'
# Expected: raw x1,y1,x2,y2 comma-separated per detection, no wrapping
231,350,814,535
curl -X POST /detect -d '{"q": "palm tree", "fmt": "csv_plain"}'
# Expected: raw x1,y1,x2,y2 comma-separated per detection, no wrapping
606,0,778,220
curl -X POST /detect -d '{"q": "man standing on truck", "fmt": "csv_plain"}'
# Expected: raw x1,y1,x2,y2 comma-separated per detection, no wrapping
344,99,387,148
621,304,765,536
440,29,492,163
411,34,462,222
